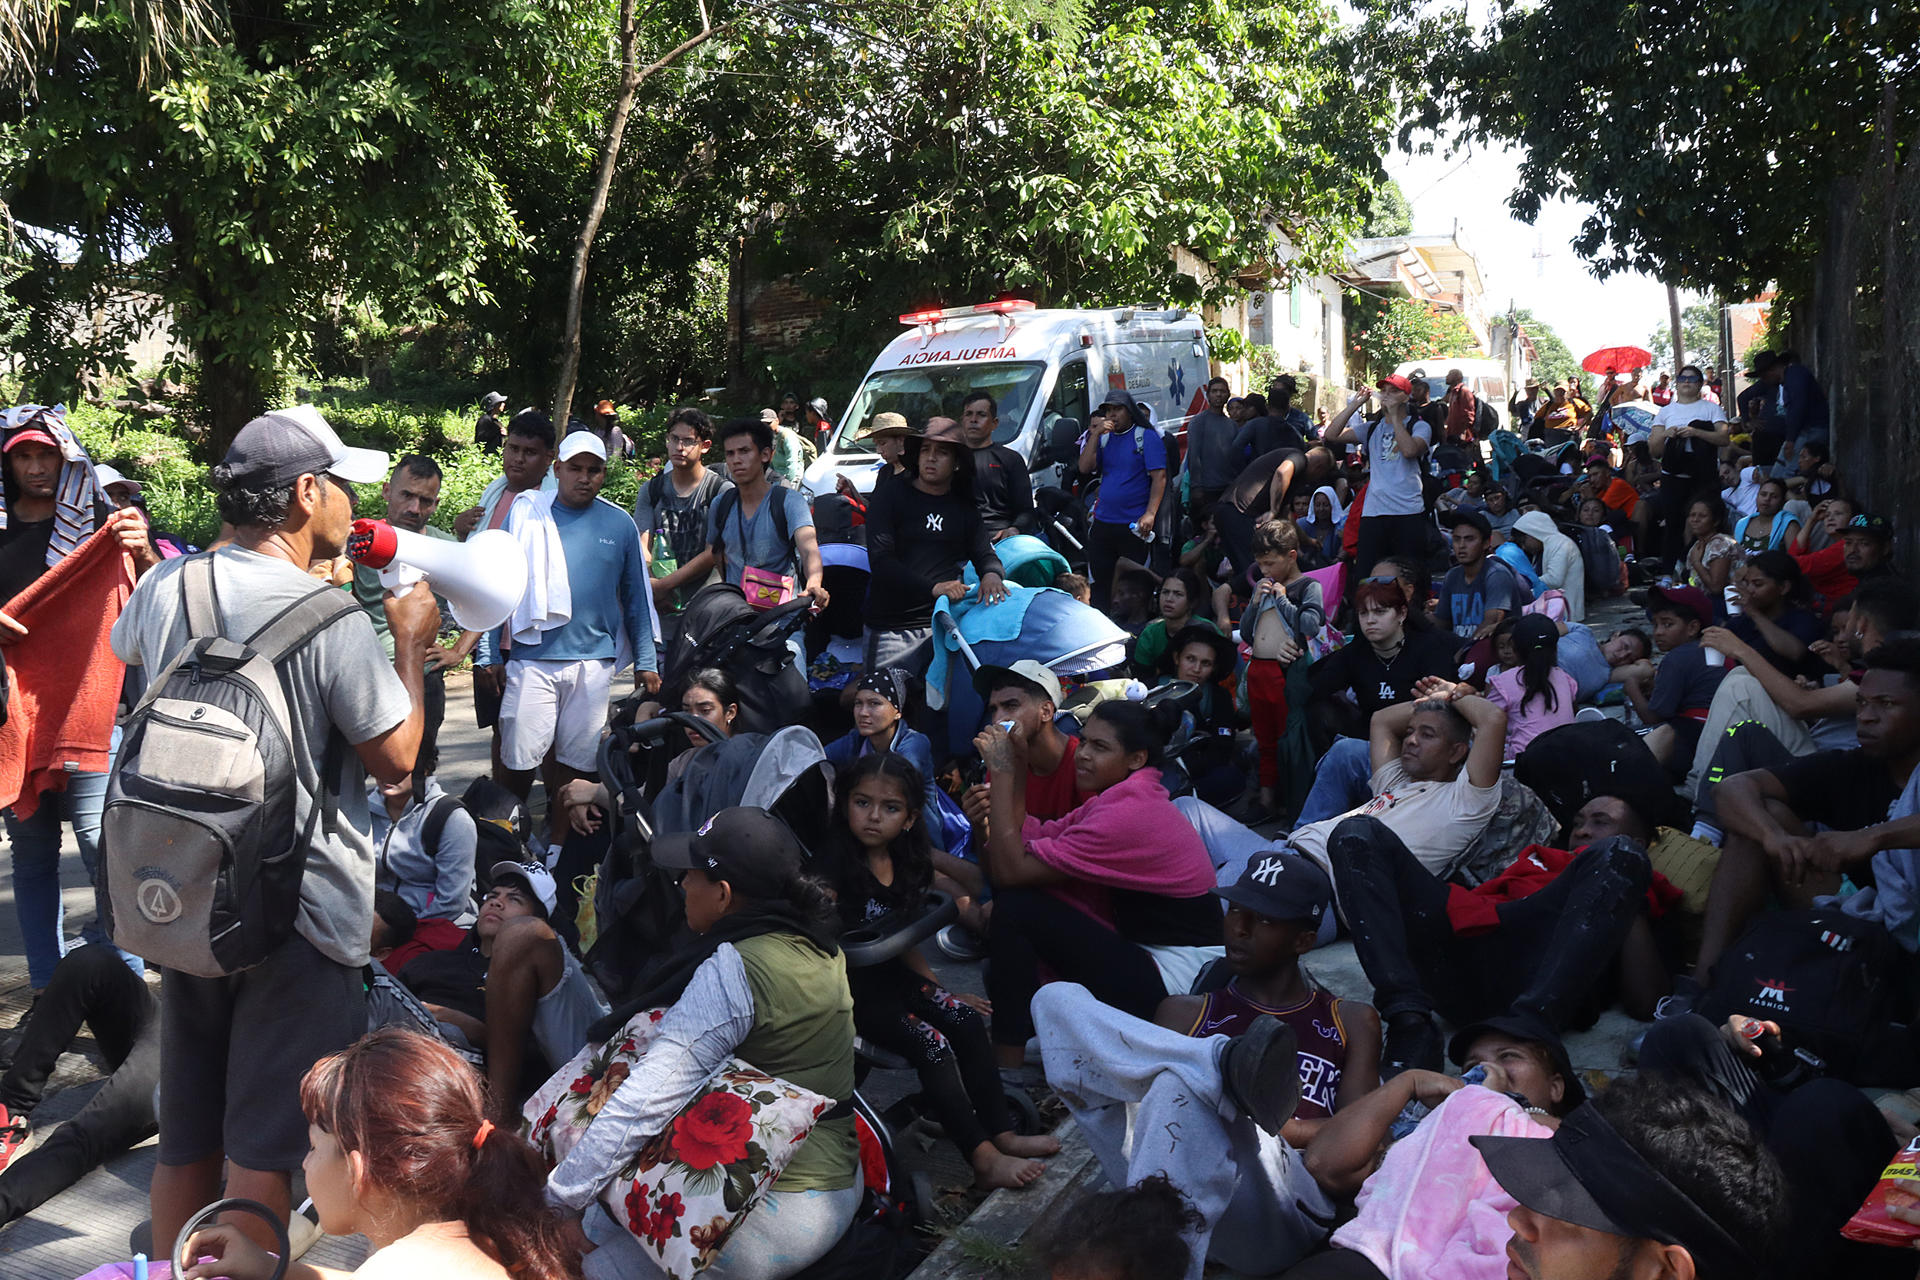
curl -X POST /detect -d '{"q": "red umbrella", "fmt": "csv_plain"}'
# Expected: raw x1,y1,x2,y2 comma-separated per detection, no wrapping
1581,345,1653,376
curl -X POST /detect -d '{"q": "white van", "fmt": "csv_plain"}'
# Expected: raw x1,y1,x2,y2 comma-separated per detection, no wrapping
803,301,1213,496
1392,358,1511,431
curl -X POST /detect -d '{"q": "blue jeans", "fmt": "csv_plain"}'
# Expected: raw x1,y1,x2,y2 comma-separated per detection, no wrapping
1295,737,1375,828
5,755,142,988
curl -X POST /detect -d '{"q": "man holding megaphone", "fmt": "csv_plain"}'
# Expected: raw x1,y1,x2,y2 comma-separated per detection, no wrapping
472,431,660,806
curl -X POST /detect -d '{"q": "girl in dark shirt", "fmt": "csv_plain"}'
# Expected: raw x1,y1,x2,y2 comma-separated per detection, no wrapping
823,754,1058,1190
1727,550,1826,679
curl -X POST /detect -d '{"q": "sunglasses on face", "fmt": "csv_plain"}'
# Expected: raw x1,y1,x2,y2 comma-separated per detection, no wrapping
1363,574,1401,586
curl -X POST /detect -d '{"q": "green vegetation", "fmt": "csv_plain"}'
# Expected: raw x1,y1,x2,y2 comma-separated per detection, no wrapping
1493,309,1588,396
3,0,1403,454
1346,294,1479,382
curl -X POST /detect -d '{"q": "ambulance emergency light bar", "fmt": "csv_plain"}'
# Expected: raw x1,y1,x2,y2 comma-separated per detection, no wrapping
898,299,1036,324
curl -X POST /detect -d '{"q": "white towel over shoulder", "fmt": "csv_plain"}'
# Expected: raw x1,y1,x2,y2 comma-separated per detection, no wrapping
505,489,573,646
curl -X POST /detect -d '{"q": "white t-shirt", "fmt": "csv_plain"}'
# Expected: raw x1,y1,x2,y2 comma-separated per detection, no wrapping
1723,465,1761,520
1289,759,1503,881
1654,399,1726,429
1360,417,1433,517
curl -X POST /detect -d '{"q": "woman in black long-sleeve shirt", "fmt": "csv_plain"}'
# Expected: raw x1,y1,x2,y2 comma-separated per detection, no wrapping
1307,574,1459,750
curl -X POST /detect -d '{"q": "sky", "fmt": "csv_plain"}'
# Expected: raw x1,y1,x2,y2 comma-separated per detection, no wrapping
1384,140,1704,371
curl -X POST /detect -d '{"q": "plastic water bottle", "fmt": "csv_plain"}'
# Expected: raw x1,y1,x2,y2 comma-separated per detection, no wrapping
1129,520,1155,545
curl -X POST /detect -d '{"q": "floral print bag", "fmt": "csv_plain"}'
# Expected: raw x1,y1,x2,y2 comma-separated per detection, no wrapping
523,1007,834,1279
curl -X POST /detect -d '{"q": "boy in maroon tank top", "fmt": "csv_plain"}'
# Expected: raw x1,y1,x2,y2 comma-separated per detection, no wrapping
1156,854,1380,1137
1035,853,1382,1279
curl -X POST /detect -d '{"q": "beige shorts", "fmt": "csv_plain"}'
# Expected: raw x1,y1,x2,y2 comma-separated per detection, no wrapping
500,657,614,772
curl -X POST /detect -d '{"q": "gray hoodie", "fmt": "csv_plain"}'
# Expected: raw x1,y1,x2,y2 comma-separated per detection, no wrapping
368,780,479,923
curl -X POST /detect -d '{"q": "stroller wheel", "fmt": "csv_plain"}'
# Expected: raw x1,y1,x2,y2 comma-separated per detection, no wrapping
1005,1087,1044,1136
910,1171,939,1227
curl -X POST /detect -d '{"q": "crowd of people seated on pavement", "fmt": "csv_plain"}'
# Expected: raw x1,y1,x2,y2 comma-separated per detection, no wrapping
0,351,1915,1280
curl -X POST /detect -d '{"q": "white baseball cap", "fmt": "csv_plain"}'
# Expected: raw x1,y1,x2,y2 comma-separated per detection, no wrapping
558,431,607,462
489,860,558,917
94,464,141,493
223,404,390,487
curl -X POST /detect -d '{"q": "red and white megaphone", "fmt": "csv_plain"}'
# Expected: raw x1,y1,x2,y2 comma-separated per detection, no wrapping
346,518,528,632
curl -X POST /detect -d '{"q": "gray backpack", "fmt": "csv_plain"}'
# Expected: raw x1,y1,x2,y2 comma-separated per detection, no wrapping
102,556,359,977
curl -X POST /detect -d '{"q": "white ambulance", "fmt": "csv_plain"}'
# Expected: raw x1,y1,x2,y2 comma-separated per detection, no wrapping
802,300,1213,496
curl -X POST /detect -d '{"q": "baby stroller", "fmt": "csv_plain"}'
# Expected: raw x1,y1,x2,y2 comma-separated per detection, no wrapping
583,715,956,1256
660,582,813,734
928,583,1132,757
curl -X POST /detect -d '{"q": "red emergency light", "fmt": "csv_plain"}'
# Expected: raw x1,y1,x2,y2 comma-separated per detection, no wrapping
898,299,1036,324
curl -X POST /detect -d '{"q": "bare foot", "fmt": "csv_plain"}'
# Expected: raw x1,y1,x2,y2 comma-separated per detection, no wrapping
971,1147,1048,1190
993,1131,1061,1159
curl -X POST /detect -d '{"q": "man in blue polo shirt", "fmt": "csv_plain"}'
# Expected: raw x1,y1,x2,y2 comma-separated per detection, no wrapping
1077,388,1166,611
478,432,660,805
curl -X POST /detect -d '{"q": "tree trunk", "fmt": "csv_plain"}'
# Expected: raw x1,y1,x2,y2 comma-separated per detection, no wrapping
197,349,270,459
1666,284,1684,371
550,9,719,428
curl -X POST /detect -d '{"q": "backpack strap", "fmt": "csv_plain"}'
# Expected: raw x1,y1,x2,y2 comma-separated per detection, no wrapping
181,553,221,639
420,792,463,860
247,583,362,664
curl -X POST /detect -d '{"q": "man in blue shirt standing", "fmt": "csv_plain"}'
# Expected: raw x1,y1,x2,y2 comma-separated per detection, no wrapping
1077,388,1166,612
482,432,660,805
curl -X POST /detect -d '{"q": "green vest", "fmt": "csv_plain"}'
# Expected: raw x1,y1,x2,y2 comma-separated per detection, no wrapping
734,932,858,1192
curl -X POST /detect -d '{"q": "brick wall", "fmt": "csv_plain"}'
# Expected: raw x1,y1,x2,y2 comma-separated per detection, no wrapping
742,278,826,352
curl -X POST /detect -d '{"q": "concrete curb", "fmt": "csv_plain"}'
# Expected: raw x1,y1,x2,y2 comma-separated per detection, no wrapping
908,1118,1106,1279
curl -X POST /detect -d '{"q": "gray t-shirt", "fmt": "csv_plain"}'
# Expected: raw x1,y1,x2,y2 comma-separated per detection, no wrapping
111,547,413,967
635,468,732,567
706,484,814,590
1182,410,1242,491
1360,416,1433,517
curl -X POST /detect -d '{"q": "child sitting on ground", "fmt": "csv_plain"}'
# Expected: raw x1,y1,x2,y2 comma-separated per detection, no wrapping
1241,520,1324,819
1484,613,1577,757
822,753,1059,1190
1109,569,1157,633
1131,567,1220,682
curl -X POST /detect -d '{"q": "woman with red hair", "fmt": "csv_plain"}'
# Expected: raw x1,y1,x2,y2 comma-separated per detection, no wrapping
182,1027,579,1280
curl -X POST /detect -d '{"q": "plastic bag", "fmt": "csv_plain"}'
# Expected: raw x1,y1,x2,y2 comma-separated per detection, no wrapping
1842,1134,1920,1247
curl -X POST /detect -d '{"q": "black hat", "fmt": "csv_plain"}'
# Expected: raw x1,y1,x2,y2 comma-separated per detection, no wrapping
1846,512,1893,541
1215,852,1332,926
1168,623,1237,680
854,666,913,714
1443,508,1493,539
1447,1009,1585,1109
653,807,805,899
1471,1102,1752,1279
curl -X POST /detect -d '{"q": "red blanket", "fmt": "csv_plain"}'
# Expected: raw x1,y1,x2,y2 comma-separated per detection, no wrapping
0,530,132,817
1445,843,1682,936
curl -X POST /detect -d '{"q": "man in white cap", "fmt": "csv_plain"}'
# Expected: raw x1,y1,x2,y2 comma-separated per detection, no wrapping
481,430,659,808
110,404,440,1254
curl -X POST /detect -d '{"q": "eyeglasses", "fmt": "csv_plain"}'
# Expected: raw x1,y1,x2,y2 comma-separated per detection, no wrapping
1676,376,1703,384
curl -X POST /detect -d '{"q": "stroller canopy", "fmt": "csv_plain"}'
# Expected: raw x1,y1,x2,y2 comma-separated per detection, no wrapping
990,534,1070,589
650,726,833,850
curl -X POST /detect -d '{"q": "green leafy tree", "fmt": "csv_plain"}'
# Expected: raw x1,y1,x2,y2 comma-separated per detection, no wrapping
4,0,611,449
1348,294,1479,381
1648,303,1719,370
1493,308,1586,394
1364,178,1413,237
1393,0,1918,305
707,0,1397,389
